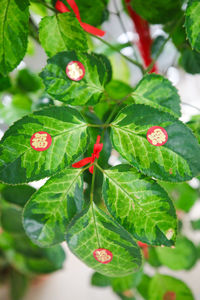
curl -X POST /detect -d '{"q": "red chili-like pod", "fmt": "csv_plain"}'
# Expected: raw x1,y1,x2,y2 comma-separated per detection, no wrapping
93,248,113,264
147,126,168,146
30,131,52,151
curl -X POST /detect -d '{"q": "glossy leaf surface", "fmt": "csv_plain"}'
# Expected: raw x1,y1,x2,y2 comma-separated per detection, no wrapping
39,13,88,57
156,236,198,270
185,0,200,53
40,51,108,105
102,164,177,246
0,106,88,183
0,0,29,75
111,104,200,182
149,274,194,300
23,168,84,247
66,204,142,277
132,74,181,117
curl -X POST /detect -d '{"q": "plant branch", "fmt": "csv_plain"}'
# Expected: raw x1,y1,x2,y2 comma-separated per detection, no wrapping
29,18,40,43
113,0,140,62
181,102,200,112
90,164,101,247
87,124,110,128
145,16,184,74
92,35,145,74
90,165,96,205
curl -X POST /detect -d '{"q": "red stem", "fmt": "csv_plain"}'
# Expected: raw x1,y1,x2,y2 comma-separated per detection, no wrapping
124,0,158,73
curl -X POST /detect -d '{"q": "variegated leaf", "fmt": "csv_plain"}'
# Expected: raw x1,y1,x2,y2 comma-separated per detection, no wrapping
101,164,177,246
111,104,200,182
66,203,142,277
23,168,84,247
0,106,88,184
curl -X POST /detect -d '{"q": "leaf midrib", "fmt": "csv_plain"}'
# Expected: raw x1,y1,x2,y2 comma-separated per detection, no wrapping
98,165,171,235
0,123,88,173
98,165,151,213
111,125,190,172
36,168,84,243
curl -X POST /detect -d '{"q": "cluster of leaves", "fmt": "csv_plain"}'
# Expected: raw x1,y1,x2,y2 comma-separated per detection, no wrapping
127,0,200,74
91,178,200,300
0,0,200,299
0,184,66,300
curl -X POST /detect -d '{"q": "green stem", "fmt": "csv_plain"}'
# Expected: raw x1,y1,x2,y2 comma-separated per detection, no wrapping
101,101,123,140
92,35,144,74
113,0,140,62
90,164,96,204
181,102,200,112
145,16,184,74
145,35,171,74
87,124,110,128
90,164,101,248
29,18,40,44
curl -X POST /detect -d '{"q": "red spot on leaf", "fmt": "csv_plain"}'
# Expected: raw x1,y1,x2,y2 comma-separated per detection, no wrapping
163,291,176,300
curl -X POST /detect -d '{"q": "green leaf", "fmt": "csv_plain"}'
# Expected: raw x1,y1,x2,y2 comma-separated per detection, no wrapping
0,93,32,125
185,0,200,53
0,75,11,91
151,36,166,58
91,268,143,291
149,274,194,300
111,270,143,293
39,13,88,57
0,106,88,184
10,270,29,300
96,53,112,84
117,293,135,300
159,182,198,212
62,0,108,26
156,236,198,270
179,48,200,74
137,274,151,300
147,247,161,267
111,104,200,182
131,74,181,117
91,272,111,287
0,232,66,274
165,16,186,50
66,203,142,277
25,245,66,273
16,69,42,92
127,0,182,24
187,115,200,143
102,164,177,246
30,1,47,16
191,219,200,230
1,184,36,207
1,203,24,234
40,51,108,105
105,80,133,101
197,244,200,259
0,0,29,75
23,167,84,247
